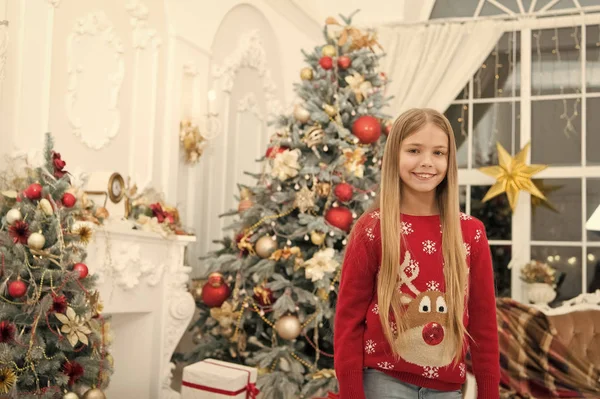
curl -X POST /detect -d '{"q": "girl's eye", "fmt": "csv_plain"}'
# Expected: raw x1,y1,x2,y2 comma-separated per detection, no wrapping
434,151,446,156
407,149,419,153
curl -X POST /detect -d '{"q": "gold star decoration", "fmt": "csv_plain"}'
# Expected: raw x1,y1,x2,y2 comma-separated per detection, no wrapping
478,142,548,212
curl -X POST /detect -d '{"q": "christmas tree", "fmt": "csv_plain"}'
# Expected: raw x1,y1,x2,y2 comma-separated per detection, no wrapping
0,134,112,398
182,12,390,398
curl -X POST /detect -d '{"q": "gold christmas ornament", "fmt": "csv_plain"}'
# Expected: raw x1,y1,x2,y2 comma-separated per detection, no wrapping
302,126,325,147
275,314,302,340
82,388,106,399
323,104,338,117
63,392,80,399
478,142,548,212
5,208,22,225
321,44,337,57
106,354,114,368
294,186,316,214
255,236,279,258
293,104,311,124
0,367,16,394
39,198,54,216
316,182,331,198
310,231,326,246
27,232,45,250
300,67,314,81
179,120,206,164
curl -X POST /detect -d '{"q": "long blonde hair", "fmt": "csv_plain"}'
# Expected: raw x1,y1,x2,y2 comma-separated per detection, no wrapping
375,108,467,364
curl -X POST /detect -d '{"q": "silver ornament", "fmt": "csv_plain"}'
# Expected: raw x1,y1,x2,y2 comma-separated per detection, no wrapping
255,236,278,259
63,393,80,399
6,208,22,224
27,232,45,250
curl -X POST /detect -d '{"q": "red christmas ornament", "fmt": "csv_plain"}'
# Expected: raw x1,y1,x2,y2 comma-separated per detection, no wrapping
265,146,288,159
352,116,381,144
422,322,444,346
337,55,351,70
62,192,77,208
73,263,89,279
319,56,333,70
334,183,354,202
201,272,231,308
325,206,354,232
8,280,27,298
24,183,43,200
253,285,274,307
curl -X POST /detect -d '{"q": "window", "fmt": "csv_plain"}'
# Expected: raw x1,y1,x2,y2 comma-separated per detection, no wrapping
448,19,600,304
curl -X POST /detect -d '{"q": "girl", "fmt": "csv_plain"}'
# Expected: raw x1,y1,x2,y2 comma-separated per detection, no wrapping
334,108,500,399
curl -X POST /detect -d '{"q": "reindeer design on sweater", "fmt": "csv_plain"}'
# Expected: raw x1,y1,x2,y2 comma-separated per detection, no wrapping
395,251,455,368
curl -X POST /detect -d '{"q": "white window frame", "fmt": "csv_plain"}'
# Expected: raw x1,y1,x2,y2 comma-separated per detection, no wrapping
455,12,600,302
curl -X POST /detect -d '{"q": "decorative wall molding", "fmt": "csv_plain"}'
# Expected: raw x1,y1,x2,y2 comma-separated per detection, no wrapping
47,0,61,8
237,92,264,121
66,11,125,150
212,29,283,116
125,0,162,50
0,21,7,83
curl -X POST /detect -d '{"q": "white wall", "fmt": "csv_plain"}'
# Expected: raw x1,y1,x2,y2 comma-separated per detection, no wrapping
0,0,322,277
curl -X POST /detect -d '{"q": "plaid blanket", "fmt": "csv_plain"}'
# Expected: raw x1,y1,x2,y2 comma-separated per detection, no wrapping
479,298,600,398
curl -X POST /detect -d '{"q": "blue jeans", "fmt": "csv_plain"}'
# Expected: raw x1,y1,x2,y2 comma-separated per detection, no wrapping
363,368,462,399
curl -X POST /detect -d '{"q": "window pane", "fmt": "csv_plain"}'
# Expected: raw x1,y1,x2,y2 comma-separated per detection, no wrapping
531,27,582,96
587,178,600,242
474,32,520,99
491,245,512,298
587,248,600,293
587,97,600,165
530,246,582,302
445,104,468,168
473,102,520,167
429,0,479,19
531,99,581,166
586,25,600,93
531,178,581,241
471,185,512,240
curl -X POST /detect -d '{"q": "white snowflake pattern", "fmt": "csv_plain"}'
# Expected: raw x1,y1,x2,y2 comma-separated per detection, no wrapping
371,210,380,219
459,363,466,378
401,222,414,235
422,366,439,379
365,227,375,241
390,322,398,335
464,242,471,257
426,280,440,291
372,304,379,315
377,361,395,370
365,340,376,354
422,240,437,255
474,229,482,243
460,213,473,221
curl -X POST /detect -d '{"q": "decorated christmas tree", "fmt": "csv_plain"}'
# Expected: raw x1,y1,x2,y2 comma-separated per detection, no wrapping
0,134,112,398
182,12,391,398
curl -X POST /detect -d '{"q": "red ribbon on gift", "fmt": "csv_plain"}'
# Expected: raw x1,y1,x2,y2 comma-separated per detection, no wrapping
182,360,260,399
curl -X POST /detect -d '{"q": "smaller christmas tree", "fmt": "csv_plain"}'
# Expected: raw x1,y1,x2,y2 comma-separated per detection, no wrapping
0,134,112,399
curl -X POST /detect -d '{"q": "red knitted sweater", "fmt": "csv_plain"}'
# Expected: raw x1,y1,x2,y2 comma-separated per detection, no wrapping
334,210,500,399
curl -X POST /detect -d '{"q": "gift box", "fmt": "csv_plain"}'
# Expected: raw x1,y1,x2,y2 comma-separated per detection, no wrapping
181,358,260,399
